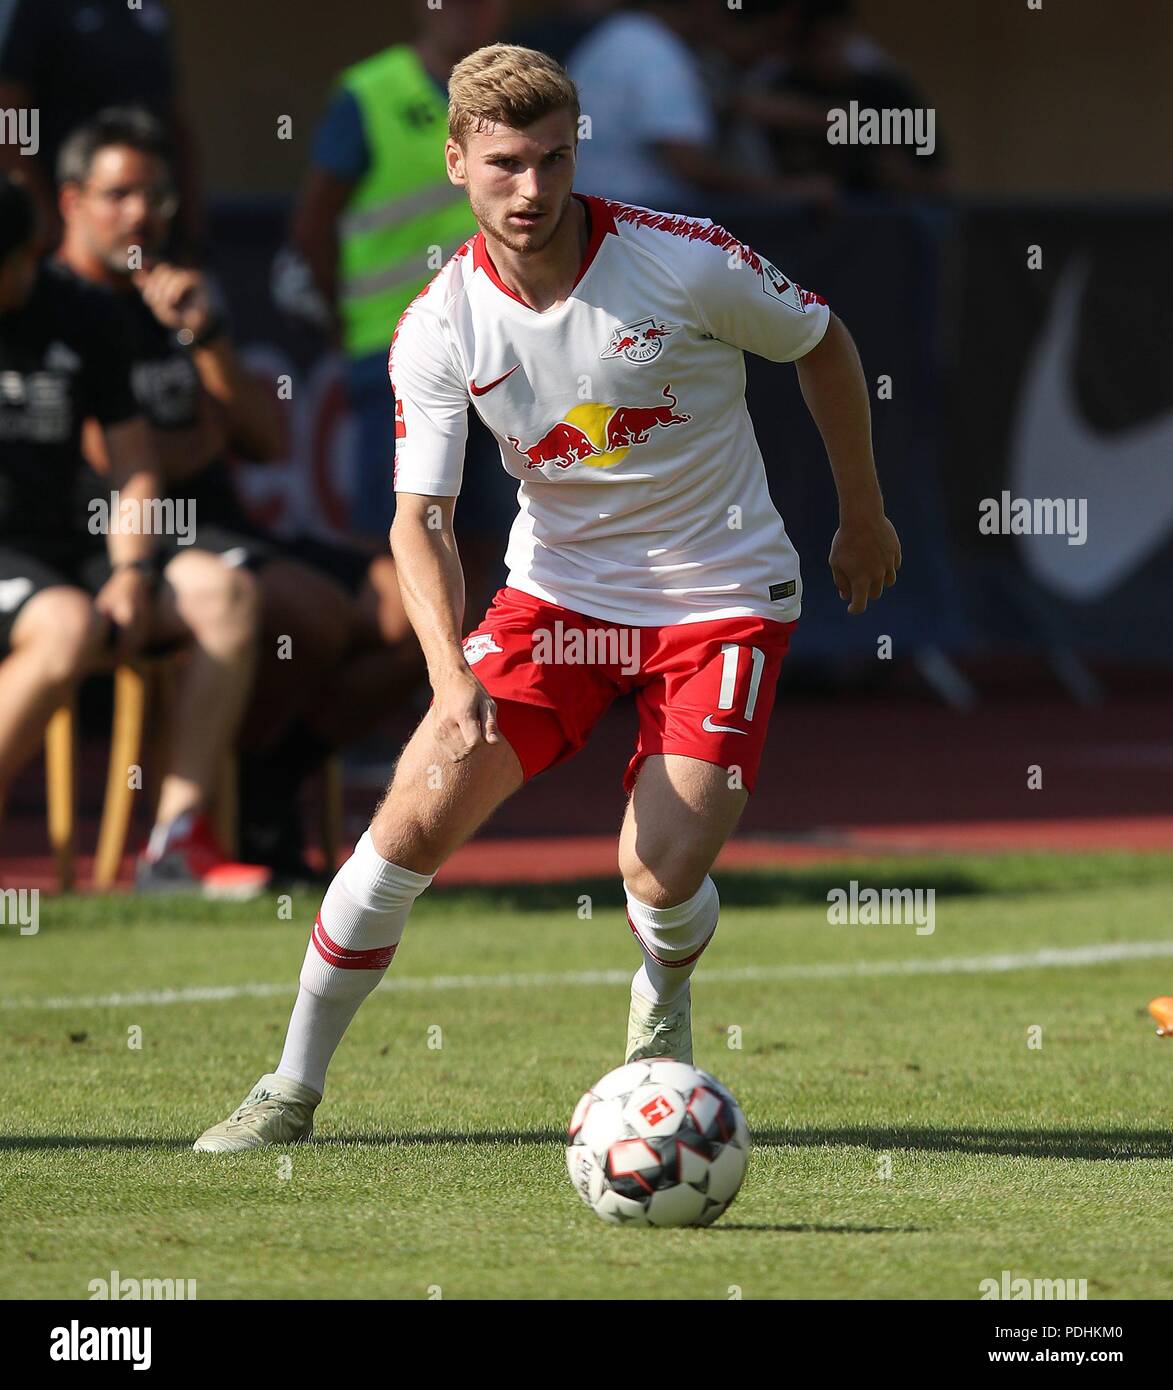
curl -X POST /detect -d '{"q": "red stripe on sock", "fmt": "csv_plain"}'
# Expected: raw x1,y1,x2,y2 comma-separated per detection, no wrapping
626,911,716,968
312,915,398,971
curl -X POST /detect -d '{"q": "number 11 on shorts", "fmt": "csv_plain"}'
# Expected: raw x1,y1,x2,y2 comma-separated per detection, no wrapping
717,644,765,721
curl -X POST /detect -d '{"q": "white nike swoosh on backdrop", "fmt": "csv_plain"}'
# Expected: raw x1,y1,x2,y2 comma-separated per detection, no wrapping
1009,255,1173,600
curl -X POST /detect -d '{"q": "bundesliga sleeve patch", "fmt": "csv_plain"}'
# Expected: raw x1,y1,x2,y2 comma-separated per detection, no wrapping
758,256,807,314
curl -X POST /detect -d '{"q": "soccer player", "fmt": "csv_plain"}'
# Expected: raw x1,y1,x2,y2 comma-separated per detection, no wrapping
194,44,900,1151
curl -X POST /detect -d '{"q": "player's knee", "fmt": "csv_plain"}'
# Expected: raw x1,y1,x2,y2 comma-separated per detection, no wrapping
368,808,443,875
620,848,708,909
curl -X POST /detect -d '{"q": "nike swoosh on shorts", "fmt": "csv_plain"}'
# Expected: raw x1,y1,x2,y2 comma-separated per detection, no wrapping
702,715,748,735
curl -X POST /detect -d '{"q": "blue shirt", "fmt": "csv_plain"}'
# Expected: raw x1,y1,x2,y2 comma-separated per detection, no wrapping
311,61,448,183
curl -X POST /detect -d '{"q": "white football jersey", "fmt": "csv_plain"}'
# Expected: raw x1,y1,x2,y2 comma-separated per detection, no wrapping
388,194,830,627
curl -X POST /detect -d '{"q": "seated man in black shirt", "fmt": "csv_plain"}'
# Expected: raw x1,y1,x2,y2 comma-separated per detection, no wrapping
0,174,269,895
56,109,428,877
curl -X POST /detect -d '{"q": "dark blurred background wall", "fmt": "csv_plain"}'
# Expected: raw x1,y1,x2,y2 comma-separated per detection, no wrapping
171,0,1173,197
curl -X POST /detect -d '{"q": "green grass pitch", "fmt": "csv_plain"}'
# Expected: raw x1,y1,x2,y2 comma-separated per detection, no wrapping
2,852,1172,1300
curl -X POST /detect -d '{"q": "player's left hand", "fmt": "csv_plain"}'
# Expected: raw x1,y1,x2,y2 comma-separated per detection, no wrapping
133,263,213,338
829,511,901,614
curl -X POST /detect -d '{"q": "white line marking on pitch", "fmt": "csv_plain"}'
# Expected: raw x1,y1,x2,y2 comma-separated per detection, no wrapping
2,940,1171,1012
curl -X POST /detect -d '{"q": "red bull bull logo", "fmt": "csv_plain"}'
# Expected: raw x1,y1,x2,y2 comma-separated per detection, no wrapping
506,420,601,470
603,386,691,449
507,384,691,471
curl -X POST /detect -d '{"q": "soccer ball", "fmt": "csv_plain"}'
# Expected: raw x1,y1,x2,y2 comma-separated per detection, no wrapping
565,1059,750,1227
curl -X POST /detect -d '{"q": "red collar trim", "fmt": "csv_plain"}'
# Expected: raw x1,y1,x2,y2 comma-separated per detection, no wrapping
472,193,616,309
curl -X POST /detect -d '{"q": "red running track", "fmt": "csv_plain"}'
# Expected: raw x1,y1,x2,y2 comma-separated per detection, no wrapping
2,693,1171,890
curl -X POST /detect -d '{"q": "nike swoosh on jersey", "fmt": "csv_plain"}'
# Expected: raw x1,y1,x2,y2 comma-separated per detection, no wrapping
469,365,521,396
1010,256,1173,599
702,715,748,735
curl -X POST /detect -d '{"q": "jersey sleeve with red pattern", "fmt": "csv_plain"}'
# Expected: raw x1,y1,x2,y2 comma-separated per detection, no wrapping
387,291,469,497
655,216,830,363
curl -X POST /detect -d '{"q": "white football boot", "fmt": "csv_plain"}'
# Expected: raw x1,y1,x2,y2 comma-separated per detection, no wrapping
192,1073,321,1153
625,984,693,1064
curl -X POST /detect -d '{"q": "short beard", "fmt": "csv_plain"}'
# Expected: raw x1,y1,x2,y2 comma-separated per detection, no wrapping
472,188,570,256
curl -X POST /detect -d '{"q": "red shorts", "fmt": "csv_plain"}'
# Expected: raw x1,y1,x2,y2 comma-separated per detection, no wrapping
452,586,795,796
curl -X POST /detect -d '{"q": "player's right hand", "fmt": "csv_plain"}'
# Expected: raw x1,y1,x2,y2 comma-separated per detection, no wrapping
829,511,902,615
432,668,501,762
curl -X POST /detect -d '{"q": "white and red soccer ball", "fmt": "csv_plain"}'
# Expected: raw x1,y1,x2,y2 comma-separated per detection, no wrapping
566,1060,750,1227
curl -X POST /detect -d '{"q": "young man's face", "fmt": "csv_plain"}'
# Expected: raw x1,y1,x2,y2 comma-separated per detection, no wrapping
447,108,578,255
61,145,176,274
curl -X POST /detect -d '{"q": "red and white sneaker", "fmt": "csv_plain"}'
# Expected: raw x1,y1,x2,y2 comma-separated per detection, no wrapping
135,810,272,900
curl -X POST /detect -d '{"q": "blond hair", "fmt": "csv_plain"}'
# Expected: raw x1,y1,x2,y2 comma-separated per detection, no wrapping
448,43,580,145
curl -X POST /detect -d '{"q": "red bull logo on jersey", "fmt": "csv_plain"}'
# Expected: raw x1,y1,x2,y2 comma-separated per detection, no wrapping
506,384,692,472
599,317,679,364
506,420,601,470
603,386,692,448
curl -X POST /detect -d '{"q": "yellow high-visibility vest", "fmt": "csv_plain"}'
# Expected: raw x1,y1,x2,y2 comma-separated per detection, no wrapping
337,44,476,359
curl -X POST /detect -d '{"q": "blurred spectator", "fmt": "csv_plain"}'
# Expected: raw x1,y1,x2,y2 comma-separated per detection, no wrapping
291,0,516,618
505,0,622,67
567,0,834,214
55,109,428,878
0,172,267,895
683,0,808,177
0,0,201,250
744,0,952,197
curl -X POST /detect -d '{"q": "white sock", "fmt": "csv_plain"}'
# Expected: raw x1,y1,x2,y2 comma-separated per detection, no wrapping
625,875,720,1006
276,829,433,1094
